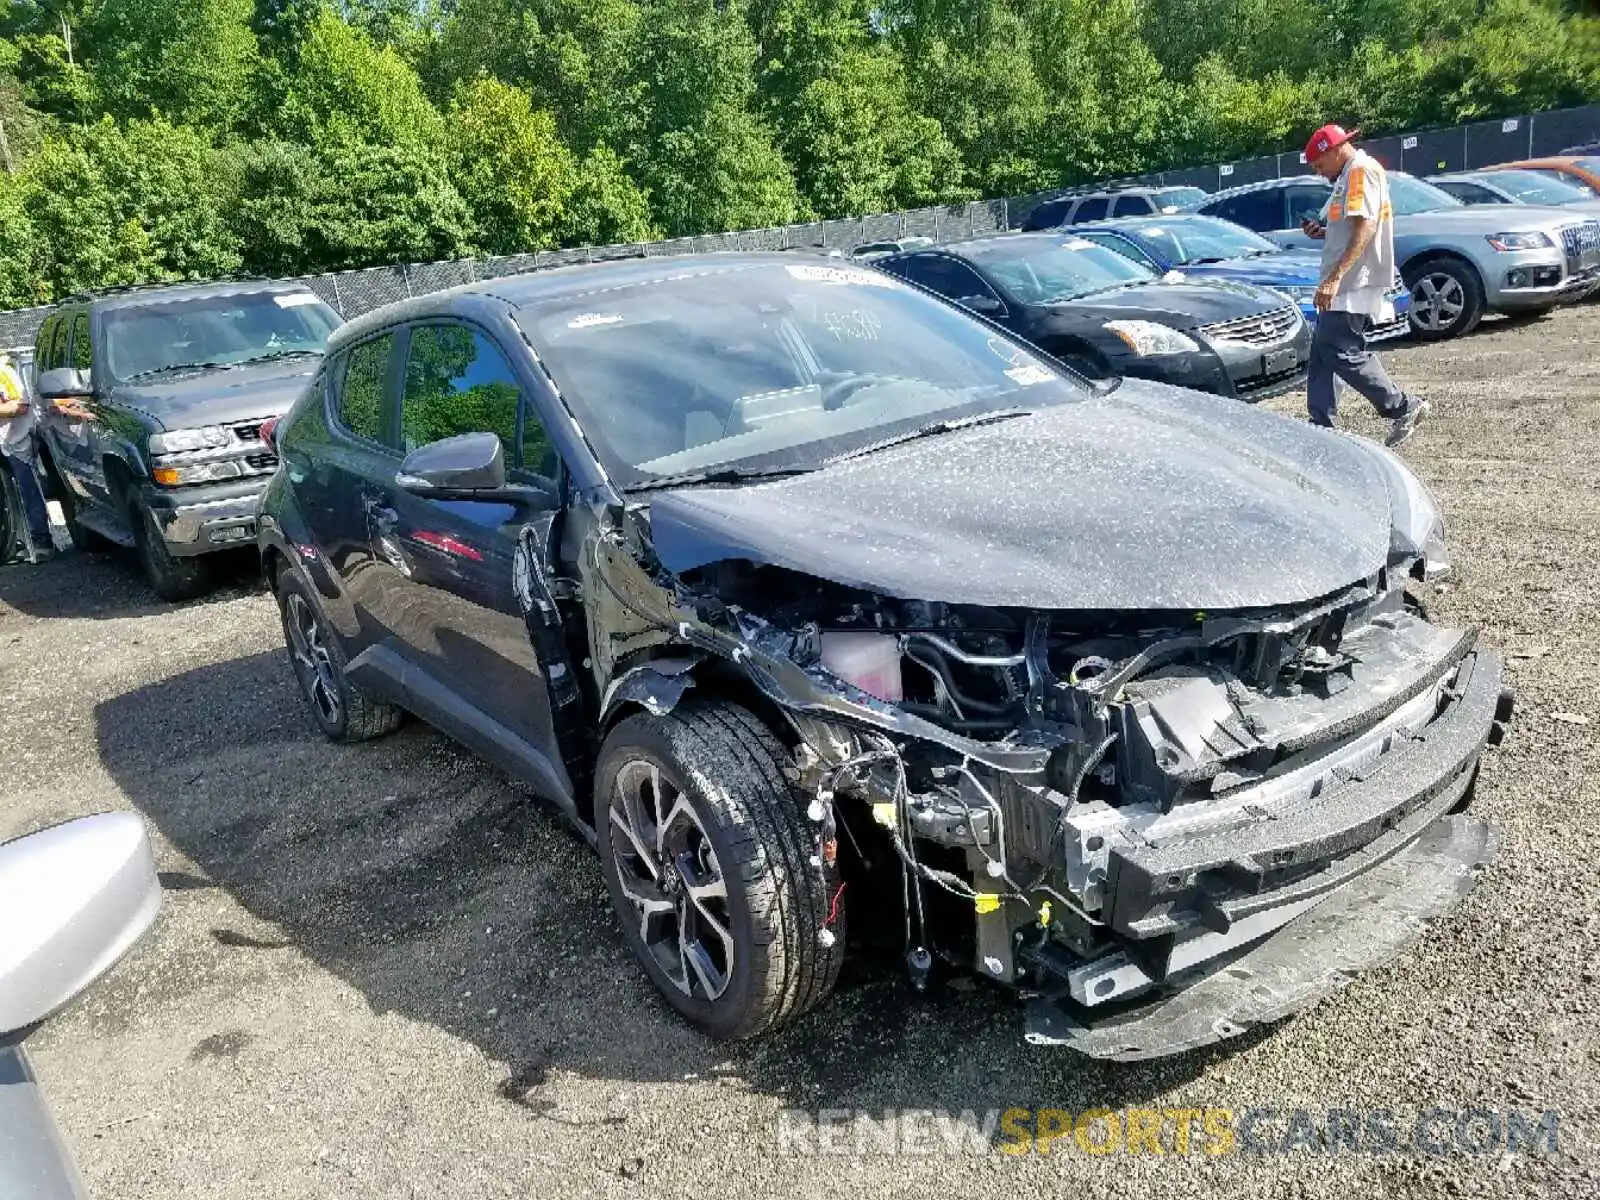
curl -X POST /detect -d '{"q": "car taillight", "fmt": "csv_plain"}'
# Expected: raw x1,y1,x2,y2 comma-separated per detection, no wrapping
259,417,279,451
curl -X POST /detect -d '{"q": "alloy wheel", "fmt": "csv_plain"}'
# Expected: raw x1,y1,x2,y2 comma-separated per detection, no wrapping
608,758,735,1001
1411,272,1466,333
285,592,343,725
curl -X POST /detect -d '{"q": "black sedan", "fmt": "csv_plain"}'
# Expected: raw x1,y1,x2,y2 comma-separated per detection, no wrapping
871,233,1310,400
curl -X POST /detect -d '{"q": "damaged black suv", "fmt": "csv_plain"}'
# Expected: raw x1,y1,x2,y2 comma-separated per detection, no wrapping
259,254,1512,1056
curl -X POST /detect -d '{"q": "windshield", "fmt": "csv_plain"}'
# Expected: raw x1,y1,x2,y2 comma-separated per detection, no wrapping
1478,170,1591,205
518,262,1086,485
1388,173,1465,216
103,291,341,382
1472,169,1587,204
1531,166,1598,196
1155,187,1209,210
1126,216,1279,264
964,237,1156,303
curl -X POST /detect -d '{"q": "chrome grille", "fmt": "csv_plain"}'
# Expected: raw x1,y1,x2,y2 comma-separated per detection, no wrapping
1201,304,1301,345
1560,221,1600,273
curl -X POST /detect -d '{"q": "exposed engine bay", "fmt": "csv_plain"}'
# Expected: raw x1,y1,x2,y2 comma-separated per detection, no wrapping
565,493,1513,1057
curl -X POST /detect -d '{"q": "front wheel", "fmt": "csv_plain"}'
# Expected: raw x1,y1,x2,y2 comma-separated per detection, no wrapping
595,703,844,1040
129,500,208,600
1404,257,1485,341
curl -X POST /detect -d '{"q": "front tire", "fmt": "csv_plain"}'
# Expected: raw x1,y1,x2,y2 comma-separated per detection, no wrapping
1404,257,1485,340
595,703,844,1040
129,500,208,600
274,565,402,743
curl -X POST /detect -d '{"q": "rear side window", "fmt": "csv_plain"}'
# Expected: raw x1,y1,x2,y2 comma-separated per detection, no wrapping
34,316,58,368
1111,195,1154,217
71,314,93,371
895,255,996,304
1070,197,1109,223
1208,190,1286,231
1284,186,1332,226
338,334,394,444
1021,199,1071,231
50,315,71,369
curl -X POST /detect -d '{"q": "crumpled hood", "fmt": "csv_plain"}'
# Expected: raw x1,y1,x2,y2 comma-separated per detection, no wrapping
647,380,1396,611
111,358,323,431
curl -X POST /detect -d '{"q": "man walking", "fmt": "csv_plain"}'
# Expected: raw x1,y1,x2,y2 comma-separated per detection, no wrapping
1301,123,1428,447
0,350,56,564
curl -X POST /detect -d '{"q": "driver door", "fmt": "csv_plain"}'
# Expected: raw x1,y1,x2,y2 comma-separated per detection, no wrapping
362,319,572,798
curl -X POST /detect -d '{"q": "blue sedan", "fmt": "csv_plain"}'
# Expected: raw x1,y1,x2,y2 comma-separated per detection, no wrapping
1072,214,1411,342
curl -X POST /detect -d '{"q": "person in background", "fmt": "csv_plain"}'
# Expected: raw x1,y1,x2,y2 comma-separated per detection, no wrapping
0,350,56,564
1300,123,1429,447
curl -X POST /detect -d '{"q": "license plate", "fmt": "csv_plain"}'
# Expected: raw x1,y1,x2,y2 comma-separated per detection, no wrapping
1263,347,1299,376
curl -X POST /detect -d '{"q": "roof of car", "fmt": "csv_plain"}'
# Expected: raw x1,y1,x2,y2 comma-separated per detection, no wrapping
325,250,870,351
71,278,323,312
1198,174,1328,203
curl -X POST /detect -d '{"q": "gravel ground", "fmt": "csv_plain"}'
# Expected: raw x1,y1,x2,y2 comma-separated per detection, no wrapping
3,305,1598,1199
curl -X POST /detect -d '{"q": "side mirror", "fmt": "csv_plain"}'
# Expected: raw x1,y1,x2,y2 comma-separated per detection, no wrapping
961,294,1005,316
0,812,162,1038
35,368,92,401
397,431,507,494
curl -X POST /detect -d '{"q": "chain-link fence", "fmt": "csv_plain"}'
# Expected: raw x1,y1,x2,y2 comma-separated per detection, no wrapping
4,101,1597,351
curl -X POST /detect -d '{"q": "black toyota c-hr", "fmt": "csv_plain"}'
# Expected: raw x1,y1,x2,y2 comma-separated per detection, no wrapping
258,253,1508,1056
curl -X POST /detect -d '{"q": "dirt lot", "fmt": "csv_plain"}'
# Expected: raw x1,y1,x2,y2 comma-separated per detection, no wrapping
3,304,1598,1199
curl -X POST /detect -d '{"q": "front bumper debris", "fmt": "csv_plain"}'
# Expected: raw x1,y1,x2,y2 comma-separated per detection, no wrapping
1023,812,1495,1060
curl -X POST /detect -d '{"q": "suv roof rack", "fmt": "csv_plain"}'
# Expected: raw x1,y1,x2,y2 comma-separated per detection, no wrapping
59,274,279,305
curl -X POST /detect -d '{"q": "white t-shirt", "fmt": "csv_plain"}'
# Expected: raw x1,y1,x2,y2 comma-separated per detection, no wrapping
1320,150,1397,322
0,359,34,453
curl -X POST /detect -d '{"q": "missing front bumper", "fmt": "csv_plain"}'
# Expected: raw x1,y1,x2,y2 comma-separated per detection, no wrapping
1023,811,1495,1060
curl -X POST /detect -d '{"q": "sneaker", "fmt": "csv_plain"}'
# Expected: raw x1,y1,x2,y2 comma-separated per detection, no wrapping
1385,397,1429,448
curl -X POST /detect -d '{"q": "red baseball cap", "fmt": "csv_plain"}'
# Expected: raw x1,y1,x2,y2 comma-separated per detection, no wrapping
1304,124,1358,162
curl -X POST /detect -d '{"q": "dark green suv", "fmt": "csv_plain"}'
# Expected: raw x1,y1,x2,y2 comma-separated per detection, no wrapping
32,281,341,598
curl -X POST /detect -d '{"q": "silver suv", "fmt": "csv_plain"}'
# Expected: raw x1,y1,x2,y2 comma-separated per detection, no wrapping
1191,173,1600,339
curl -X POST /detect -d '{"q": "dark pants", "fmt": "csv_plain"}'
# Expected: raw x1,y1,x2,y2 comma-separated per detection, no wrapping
1,445,52,553
1307,310,1410,427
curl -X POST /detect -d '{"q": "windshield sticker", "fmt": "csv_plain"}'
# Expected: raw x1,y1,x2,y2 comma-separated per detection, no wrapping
821,308,882,341
1005,364,1055,386
785,264,894,287
986,337,1028,366
274,293,321,308
567,313,624,329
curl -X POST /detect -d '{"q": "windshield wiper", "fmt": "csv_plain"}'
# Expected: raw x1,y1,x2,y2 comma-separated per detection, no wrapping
234,349,322,366
626,465,817,494
123,360,234,381
829,409,1033,464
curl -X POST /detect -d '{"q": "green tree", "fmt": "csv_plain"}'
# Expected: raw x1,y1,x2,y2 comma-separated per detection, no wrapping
627,0,801,236
274,4,443,148
447,77,578,255
18,117,241,298
0,176,42,306
563,145,658,246
309,139,474,266
91,0,259,131
752,0,969,216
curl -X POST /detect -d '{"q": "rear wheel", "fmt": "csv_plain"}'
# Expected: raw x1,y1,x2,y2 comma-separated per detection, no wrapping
595,703,844,1040
1404,257,1485,340
129,499,208,600
274,565,402,742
